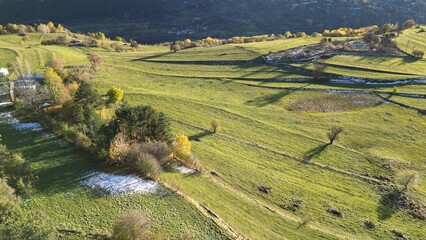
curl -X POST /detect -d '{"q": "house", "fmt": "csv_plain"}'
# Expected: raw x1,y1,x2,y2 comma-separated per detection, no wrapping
0,68,9,77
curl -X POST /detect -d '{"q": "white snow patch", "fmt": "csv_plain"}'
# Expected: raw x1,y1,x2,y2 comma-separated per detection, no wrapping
174,165,197,174
13,122,42,131
396,93,426,98
330,76,426,85
326,89,370,94
82,172,160,195
0,112,42,131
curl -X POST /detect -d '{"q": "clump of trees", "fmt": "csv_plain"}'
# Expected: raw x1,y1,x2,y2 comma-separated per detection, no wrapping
323,26,378,37
166,32,310,51
15,53,201,179
105,105,202,178
89,32,106,40
0,21,65,35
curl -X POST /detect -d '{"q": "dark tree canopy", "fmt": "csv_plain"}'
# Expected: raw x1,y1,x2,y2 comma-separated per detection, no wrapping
113,104,172,143
74,81,103,108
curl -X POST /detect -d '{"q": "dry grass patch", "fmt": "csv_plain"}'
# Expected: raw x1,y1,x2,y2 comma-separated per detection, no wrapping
287,93,382,112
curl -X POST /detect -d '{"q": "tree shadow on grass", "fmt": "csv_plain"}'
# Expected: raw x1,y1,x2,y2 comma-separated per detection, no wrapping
189,131,213,142
245,90,294,107
245,83,311,107
132,51,174,61
377,189,401,220
401,57,422,63
0,125,99,195
302,144,329,162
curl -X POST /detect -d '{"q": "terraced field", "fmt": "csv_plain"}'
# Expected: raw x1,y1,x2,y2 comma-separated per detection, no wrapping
0,29,425,239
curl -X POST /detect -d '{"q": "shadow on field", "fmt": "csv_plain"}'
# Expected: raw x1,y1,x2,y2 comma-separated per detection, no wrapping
377,189,401,220
133,52,174,61
246,90,293,107
401,57,422,63
246,84,311,107
0,125,98,195
189,131,213,142
136,59,258,67
303,144,329,162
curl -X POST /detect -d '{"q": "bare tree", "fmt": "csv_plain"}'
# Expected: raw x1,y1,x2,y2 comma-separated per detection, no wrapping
15,83,51,113
327,126,343,145
312,62,328,80
396,171,418,192
112,210,151,240
211,119,220,133
88,52,104,72
171,44,181,53
412,50,424,58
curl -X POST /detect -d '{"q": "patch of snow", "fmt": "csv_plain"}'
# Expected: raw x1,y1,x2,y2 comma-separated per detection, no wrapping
330,76,426,85
0,112,42,131
330,77,366,84
13,122,42,131
326,89,370,94
397,93,426,98
82,172,160,195
174,165,197,174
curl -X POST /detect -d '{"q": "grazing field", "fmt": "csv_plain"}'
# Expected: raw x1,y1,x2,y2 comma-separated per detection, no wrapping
395,26,426,58
92,39,426,239
0,32,425,239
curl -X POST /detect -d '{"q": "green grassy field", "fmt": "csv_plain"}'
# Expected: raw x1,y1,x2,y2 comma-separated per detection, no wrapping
0,32,425,239
92,41,426,239
396,26,426,58
0,115,232,239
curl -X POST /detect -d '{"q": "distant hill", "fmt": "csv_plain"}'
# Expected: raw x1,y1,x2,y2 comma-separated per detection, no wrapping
0,0,425,43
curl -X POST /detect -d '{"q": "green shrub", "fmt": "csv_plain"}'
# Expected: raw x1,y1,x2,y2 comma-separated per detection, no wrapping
0,179,20,218
0,211,54,240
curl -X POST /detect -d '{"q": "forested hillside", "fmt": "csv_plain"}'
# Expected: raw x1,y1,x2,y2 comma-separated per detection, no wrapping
0,0,425,43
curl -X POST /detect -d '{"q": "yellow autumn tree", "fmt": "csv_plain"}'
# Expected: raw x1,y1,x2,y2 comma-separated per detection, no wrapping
47,21,55,32
107,86,124,104
57,24,64,32
67,81,80,99
173,134,191,160
44,67,69,103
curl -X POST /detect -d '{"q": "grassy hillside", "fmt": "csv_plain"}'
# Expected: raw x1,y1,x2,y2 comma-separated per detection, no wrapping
396,26,426,57
0,32,425,239
92,38,426,239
